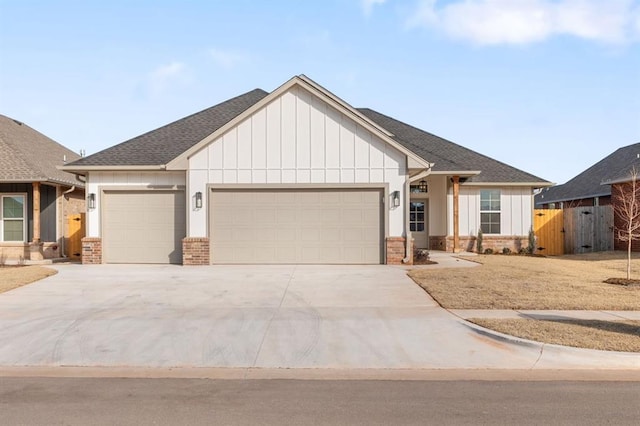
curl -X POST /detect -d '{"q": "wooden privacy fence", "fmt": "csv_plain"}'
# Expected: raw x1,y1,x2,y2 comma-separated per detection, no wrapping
533,206,614,255
533,209,564,255
563,206,613,254
67,213,85,260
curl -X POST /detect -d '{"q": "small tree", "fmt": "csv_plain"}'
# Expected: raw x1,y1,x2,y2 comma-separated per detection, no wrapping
476,229,483,253
612,167,640,279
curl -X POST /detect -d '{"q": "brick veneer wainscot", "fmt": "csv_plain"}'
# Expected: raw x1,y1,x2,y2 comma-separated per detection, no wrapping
182,237,210,265
386,237,413,265
81,237,102,264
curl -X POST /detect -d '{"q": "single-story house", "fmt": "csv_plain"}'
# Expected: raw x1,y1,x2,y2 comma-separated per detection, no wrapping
600,146,640,252
63,75,550,265
535,143,640,209
0,114,85,262
536,142,640,252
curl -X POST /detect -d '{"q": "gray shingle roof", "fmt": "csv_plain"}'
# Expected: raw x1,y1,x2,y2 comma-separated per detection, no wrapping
0,114,82,186
535,142,640,206
65,83,548,185
357,108,548,183
68,89,269,167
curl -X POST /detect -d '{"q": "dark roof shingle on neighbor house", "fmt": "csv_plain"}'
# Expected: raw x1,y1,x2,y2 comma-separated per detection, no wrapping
535,142,640,206
0,114,82,186
65,83,548,185
69,89,269,167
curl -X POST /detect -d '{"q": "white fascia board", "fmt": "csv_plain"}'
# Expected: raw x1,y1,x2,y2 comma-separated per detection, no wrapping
427,170,482,176
59,165,167,173
167,75,432,171
462,181,554,187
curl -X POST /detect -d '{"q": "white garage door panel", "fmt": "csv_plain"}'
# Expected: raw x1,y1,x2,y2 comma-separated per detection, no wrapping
210,188,383,264
103,191,185,264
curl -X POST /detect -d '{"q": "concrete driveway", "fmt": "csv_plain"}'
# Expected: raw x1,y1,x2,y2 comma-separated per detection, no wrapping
0,264,636,369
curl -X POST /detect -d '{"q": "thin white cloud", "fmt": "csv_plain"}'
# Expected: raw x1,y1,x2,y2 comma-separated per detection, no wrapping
148,62,187,95
209,48,248,69
409,0,640,45
362,0,387,16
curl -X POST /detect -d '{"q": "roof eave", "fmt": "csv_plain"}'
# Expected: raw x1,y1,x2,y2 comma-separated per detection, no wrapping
464,181,554,187
59,165,168,174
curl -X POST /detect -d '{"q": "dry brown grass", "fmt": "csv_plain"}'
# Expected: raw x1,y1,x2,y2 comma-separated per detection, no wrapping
409,252,640,310
471,318,640,352
0,266,57,293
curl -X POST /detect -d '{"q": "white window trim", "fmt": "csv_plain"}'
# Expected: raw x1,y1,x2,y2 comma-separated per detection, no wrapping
0,193,28,243
479,189,501,235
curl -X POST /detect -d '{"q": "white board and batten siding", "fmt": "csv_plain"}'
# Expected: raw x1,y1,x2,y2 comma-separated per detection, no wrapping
187,86,407,238
448,186,533,237
85,171,186,237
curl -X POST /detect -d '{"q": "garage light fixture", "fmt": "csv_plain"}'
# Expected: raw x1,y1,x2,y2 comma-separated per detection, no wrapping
87,193,96,210
417,179,428,193
392,191,401,208
195,191,203,209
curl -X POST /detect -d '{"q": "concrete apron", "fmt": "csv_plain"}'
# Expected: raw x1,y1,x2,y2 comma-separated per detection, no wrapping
0,264,637,370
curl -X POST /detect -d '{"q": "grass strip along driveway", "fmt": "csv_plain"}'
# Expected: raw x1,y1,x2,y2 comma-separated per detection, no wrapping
409,252,640,352
0,266,57,294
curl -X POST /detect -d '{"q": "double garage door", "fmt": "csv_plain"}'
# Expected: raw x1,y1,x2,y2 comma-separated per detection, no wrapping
102,188,383,264
210,188,383,264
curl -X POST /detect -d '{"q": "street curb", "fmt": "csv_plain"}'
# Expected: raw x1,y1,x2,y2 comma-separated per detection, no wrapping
1,366,639,381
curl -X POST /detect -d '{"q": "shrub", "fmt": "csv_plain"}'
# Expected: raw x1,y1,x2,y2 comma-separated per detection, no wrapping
527,228,536,254
502,247,511,255
483,248,494,255
476,229,483,253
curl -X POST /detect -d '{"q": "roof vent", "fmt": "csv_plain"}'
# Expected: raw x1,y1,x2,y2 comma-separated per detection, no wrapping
12,119,23,126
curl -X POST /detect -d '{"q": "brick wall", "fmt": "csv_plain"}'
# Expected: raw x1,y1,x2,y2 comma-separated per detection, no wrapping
429,236,446,251
447,235,529,253
386,237,413,265
183,237,210,265
81,237,102,264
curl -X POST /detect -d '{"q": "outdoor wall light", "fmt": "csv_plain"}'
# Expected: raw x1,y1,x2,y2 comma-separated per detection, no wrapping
417,179,428,193
87,193,96,210
195,191,203,209
392,191,401,208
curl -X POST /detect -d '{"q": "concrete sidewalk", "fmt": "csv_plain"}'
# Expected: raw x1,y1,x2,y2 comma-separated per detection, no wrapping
451,310,640,321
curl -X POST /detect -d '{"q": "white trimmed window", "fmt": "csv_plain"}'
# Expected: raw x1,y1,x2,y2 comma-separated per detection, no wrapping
1,194,27,242
480,189,500,234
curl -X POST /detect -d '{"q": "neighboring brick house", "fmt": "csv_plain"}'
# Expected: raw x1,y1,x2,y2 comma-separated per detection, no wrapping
536,143,640,209
63,75,551,265
536,142,640,251
0,114,85,262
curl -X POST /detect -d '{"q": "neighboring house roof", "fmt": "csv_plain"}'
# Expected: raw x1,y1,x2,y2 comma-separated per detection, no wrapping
64,76,549,185
0,114,83,186
535,142,640,206
69,89,269,167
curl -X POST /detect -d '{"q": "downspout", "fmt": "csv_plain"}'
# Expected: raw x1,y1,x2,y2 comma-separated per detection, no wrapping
402,175,412,263
60,186,76,258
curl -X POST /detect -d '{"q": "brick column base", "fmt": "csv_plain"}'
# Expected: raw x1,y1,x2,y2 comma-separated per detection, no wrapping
81,237,102,264
386,237,413,265
183,237,210,265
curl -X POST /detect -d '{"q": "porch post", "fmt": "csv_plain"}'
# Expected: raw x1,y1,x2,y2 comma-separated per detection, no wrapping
452,175,460,252
29,181,44,261
32,181,41,243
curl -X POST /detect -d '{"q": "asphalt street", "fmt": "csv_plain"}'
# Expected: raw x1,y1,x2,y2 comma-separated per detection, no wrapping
1,377,639,425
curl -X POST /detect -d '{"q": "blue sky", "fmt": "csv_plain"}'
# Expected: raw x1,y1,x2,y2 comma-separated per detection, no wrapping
1,0,638,184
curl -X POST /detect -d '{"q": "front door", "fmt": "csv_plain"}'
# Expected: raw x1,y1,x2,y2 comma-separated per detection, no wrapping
410,200,429,249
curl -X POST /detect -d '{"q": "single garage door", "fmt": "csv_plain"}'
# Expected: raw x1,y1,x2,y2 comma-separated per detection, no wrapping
210,188,383,264
103,190,186,264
